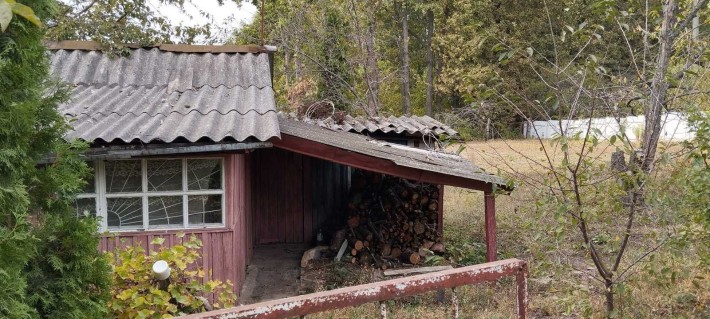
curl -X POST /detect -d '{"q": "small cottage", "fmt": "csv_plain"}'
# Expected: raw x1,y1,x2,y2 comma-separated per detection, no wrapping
48,41,509,295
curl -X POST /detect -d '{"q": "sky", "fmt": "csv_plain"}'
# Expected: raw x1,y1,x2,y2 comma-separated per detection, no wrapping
148,0,257,42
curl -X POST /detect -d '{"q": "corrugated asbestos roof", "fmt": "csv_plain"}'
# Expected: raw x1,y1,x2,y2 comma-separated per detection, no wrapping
279,117,507,188
49,44,280,144
299,114,459,137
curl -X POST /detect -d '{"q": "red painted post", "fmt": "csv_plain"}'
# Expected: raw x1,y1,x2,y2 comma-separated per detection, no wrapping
484,191,497,262
516,263,528,319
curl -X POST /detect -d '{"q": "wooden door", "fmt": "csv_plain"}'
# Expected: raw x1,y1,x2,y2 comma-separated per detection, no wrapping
253,148,305,244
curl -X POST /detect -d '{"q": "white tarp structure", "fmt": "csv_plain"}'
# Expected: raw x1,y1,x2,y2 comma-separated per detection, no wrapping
523,112,696,141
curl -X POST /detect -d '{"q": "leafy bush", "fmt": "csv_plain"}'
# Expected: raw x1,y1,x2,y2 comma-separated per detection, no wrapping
109,235,236,319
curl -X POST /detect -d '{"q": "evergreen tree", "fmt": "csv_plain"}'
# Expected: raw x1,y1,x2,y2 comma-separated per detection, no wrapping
0,1,110,318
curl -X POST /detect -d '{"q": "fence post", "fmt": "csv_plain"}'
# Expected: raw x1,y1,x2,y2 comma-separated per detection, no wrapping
450,288,459,319
379,301,387,319
516,264,529,319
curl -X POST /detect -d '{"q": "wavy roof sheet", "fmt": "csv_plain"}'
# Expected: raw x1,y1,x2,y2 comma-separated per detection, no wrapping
49,43,280,144
300,115,459,137
279,117,507,188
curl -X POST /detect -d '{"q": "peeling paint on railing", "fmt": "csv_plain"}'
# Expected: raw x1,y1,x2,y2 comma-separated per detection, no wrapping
177,258,528,319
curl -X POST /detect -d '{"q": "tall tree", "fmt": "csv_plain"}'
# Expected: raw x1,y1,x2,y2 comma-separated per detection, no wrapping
424,7,434,115
46,0,215,48
394,0,411,115
0,1,110,317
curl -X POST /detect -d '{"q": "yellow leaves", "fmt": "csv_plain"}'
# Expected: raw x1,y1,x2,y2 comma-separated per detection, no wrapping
0,0,41,32
109,235,236,317
116,289,134,301
206,280,220,290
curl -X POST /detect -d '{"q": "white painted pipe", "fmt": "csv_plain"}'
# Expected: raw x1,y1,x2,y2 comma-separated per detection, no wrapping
152,260,171,281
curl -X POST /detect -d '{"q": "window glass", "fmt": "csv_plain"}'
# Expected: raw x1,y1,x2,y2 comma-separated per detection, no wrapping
74,198,96,218
148,196,183,226
107,197,143,229
105,160,142,193
187,159,222,190
187,195,222,225
81,158,225,231
147,159,183,192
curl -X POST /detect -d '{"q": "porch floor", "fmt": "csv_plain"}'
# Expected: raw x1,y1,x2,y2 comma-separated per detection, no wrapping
239,244,308,305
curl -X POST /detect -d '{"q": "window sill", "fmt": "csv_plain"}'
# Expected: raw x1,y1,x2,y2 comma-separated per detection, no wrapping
99,225,231,237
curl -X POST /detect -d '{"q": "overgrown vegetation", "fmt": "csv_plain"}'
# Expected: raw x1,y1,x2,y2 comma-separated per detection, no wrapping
109,235,237,319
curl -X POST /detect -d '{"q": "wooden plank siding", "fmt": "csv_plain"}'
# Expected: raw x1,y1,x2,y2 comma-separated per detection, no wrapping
98,153,252,295
251,148,352,246
309,158,350,244
252,148,306,244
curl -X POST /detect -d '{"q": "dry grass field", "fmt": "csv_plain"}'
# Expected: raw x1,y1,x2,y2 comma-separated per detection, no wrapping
309,139,709,318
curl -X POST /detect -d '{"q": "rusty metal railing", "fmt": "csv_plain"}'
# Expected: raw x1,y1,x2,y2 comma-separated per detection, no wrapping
178,258,528,319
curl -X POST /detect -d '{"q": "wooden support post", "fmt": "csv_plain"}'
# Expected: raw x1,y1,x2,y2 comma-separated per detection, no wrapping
450,288,459,319
437,185,444,235
516,263,529,319
484,191,497,262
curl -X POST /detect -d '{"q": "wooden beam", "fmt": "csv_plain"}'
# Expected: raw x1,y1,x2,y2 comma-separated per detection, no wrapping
44,40,277,53
484,191,497,262
383,265,453,277
273,135,493,192
177,259,528,319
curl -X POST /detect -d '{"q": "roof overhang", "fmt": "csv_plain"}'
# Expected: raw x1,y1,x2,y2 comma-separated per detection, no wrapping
275,118,512,193
40,141,272,164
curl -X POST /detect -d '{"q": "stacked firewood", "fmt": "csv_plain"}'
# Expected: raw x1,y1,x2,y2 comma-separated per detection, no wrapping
334,170,445,268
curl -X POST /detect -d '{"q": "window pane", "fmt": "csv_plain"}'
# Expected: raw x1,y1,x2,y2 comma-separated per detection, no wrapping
188,195,222,225
74,197,96,218
147,159,182,192
82,162,96,193
187,159,222,190
105,160,142,193
148,196,183,227
107,197,143,229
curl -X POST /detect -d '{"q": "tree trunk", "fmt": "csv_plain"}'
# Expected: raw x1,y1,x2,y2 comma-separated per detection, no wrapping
365,18,380,117
605,280,614,318
396,0,411,115
642,0,675,173
284,43,292,88
425,9,434,116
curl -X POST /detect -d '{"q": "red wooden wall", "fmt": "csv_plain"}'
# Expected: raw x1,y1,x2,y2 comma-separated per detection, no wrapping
252,148,306,244
98,153,253,295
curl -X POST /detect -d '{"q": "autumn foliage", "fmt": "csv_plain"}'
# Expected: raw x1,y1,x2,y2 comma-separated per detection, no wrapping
108,235,236,319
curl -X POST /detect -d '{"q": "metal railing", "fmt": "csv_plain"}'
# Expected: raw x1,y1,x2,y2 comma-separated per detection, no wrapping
178,258,528,319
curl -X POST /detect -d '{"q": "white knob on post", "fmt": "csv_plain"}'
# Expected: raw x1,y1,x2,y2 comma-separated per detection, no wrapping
152,260,171,281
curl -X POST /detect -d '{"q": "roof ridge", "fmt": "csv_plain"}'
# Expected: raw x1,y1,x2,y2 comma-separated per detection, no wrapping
45,40,277,54
67,108,277,118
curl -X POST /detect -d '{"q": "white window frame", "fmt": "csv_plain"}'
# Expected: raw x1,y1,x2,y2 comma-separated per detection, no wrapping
79,158,225,232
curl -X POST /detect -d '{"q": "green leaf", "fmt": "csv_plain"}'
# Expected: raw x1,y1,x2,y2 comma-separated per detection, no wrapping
11,2,40,27
0,0,12,32
151,237,165,245
609,135,617,145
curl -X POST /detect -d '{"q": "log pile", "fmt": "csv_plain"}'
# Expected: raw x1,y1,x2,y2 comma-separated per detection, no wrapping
335,170,445,268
